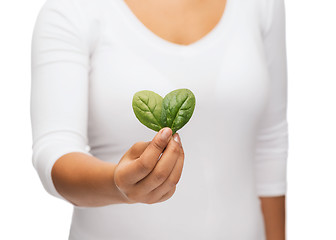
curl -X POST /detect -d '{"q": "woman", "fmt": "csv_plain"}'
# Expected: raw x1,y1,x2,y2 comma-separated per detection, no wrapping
31,0,288,239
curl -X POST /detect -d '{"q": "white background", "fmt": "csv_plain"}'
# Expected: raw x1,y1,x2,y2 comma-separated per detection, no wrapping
0,0,335,239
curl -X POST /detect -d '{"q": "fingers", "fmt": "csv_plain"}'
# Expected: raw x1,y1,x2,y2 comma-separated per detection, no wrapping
114,129,184,205
156,187,176,203
135,133,183,192
131,128,172,183
145,143,184,202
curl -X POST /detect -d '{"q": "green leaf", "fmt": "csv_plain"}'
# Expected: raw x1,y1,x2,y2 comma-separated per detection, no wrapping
132,89,196,134
161,89,196,134
132,90,164,132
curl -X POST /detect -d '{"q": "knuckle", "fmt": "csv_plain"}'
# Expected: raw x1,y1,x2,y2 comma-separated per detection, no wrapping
167,176,180,187
129,142,145,155
136,158,152,173
170,186,177,194
157,187,176,203
152,138,165,151
168,187,177,198
165,187,176,200
170,144,180,154
154,169,169,183
131,142,141,150
137,141,148,148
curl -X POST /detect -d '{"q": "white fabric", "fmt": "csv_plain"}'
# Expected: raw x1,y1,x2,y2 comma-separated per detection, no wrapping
30,0,289,239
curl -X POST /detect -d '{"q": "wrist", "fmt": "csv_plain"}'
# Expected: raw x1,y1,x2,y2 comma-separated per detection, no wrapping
109,163,133,204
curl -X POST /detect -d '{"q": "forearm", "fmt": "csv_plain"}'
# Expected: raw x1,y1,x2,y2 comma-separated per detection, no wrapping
260,195,286,240
51,152,130,207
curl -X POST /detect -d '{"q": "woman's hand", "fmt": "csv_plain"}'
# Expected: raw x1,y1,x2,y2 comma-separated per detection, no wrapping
114,127,184,204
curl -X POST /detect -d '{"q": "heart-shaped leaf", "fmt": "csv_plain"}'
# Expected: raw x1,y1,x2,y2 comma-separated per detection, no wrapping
132,89,196,134
132,90,163,132
161,89,196,134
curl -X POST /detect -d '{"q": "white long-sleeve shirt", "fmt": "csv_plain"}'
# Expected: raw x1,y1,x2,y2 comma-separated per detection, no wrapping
30,0,289,239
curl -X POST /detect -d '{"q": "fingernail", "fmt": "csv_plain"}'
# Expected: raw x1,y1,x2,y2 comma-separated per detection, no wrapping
173,133,181,144
160,128,171,141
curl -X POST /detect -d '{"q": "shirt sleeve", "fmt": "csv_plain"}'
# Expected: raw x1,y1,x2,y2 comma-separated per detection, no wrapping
30,0,92,201
254,0,289,197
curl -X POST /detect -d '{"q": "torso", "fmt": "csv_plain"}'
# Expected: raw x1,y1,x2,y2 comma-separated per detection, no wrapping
123,0,227,45
36,0,272,239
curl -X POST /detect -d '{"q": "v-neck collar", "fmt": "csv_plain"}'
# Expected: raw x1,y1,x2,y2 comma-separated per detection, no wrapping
113,0,235,56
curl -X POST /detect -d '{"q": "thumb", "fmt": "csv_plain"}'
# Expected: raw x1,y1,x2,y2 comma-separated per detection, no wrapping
141,127,172,162
132,128,172,180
